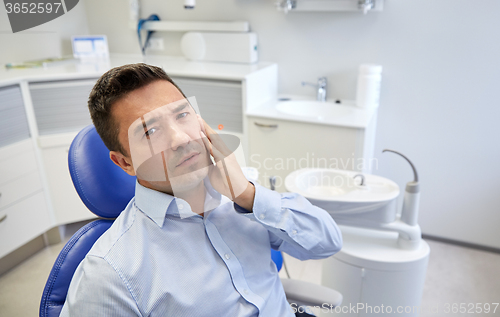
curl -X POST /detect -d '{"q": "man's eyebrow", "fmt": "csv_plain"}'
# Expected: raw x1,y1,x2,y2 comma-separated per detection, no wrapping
171,102,188,113
132,102,189,136
133,116,159,136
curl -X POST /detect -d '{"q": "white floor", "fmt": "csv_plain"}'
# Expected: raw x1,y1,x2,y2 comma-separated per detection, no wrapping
1,223,499,317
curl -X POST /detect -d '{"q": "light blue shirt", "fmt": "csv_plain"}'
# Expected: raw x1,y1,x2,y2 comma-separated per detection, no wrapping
60,178,342,317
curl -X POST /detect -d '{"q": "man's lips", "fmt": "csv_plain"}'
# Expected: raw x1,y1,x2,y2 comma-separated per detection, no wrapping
176,152,200,167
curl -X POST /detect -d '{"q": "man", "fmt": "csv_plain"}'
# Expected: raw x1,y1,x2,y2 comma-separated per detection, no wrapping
60,63,342,317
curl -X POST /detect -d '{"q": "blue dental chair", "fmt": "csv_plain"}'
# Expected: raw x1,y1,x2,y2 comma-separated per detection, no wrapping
40,125,342,317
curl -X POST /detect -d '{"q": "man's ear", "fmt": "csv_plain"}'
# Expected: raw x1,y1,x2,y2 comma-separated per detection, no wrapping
110,151,136,176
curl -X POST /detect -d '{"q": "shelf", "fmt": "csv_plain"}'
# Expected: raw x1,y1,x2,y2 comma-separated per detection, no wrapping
285,0,384,13
130,20,250,33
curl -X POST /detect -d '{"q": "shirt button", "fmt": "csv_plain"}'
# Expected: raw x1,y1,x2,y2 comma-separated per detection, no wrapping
178,204,184,210
292,229,297,235
259,214,265,220
244,289,249,294
225,253,230,260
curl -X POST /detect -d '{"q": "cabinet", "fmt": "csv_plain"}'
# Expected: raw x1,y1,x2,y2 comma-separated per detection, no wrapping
0,57,278,259
247,116,365,192
30,79,98,226
0,85,51,258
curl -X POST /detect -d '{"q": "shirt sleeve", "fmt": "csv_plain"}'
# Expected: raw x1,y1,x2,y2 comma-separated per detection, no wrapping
59,255,142,317
234,182,343,261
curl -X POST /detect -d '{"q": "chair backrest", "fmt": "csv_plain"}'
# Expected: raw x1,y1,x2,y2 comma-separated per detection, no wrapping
67,125,136,217
39,125,136,317
40,125,285,317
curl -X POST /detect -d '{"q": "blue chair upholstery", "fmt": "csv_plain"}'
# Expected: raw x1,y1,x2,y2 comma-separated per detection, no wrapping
39,219,113,317
67,125,135,218
39,125,289,317
271,249,283,272
40,125,136,317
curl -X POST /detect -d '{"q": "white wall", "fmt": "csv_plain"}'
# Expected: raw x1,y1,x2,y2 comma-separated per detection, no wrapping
0,1,89,63
23,0,500,249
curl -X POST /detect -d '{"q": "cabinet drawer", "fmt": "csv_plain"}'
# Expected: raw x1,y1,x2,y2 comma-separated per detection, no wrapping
0,171,43,210
30,79,97,135
0,139,38,186
0,192,50,258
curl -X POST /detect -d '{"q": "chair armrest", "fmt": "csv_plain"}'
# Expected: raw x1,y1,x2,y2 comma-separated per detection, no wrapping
281,278,343,308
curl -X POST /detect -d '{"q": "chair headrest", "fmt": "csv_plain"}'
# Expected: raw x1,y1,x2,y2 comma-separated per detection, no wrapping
68,125,136,218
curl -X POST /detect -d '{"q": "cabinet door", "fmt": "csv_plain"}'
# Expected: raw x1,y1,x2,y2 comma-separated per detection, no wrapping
0,190,50,258
171,77,243,133
39,133,96,225
321,256,363,317
248,117,360,192
0,85,30,147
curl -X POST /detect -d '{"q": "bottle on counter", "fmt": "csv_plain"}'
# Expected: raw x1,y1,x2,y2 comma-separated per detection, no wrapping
356,64,382,109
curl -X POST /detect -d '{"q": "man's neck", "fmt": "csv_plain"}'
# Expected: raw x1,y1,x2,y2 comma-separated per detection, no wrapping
175,181,206,217
137,178,206,217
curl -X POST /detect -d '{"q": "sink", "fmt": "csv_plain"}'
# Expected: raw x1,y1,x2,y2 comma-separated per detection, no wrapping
276,100,355,119
285,168,400,223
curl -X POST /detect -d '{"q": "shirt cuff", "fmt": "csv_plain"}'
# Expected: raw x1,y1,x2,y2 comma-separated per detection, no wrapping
233,180,257,214
234,202,252,214
234,181,283,228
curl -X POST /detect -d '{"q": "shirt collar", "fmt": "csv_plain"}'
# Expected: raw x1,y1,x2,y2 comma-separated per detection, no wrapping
134,177,222,227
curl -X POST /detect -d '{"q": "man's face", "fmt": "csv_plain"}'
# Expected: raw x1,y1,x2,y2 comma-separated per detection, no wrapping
111,80,211,194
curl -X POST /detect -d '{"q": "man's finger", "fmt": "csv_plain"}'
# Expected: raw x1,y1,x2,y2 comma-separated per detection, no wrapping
200,130,212,155
200,130,224,162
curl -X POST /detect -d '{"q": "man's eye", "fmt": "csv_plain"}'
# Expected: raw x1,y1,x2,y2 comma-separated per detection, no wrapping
144,127,157,138
177,112,189,119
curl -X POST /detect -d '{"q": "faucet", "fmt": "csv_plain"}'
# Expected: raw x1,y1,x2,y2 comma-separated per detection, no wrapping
275,0,296,14
301,77,327,102
358,0,374,14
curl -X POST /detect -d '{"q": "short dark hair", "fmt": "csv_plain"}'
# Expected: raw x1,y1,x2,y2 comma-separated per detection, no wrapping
88,63,186,155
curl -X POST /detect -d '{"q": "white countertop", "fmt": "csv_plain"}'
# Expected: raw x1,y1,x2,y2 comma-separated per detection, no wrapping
0,54,276,87
335,225,430,271
246,95,376,129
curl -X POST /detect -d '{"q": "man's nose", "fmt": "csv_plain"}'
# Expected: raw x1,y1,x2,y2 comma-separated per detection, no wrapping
168,125,191,151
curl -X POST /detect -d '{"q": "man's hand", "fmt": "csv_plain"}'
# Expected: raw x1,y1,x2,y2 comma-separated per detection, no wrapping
198,116,255,211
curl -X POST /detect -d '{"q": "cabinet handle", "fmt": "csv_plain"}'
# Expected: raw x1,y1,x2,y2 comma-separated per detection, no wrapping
0,215,6,223
254,122,278,128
